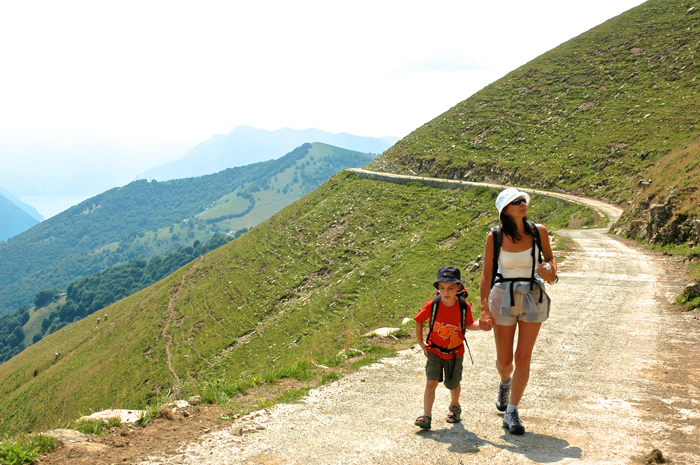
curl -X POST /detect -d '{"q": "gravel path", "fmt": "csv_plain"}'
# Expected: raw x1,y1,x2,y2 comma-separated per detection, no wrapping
139,181,699,465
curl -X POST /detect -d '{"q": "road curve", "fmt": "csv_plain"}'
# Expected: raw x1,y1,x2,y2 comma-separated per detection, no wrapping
140,172,699,465
345,167,624,225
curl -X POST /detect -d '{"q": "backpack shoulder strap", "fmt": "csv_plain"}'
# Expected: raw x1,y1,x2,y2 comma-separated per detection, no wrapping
526,220,543,289
456,293,474,365
457,294,467,335
527,220,543,264
490,226,502,288
427,294,441,345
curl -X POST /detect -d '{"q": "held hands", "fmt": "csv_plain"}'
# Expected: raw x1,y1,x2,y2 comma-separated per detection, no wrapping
478,310,493,331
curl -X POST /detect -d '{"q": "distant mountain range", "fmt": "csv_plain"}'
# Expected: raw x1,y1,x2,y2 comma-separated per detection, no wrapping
0,190,41,242
0,142,375,315
0,187,43,222
141,125,398,181
0,129,196,219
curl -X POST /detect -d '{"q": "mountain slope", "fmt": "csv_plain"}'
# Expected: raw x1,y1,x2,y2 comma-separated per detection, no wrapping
616,136,700,243
0,129,196,219
368,0,699,206
0,193,40,242
141,125,394,181
0,172,591,435
0,143,375,315
0,186,43,222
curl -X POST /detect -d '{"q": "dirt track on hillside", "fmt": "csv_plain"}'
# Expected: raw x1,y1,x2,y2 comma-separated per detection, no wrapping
128,177,700,465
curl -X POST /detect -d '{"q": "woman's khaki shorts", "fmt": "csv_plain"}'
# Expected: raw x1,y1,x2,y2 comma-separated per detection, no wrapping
425,352,463,390
489,284,549,326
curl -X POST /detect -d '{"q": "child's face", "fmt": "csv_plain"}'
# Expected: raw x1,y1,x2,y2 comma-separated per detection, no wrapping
437,282,460,302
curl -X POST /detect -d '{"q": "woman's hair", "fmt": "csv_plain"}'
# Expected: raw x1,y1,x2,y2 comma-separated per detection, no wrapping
499,212,534,243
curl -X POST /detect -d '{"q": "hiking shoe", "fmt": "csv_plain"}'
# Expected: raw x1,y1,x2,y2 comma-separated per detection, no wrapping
496,380,511,412
503,409,525,435
414,414,431,430
446,405,461,423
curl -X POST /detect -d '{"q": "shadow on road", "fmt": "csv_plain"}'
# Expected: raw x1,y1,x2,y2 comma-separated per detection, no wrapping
417,422,583,462
496,432,583,463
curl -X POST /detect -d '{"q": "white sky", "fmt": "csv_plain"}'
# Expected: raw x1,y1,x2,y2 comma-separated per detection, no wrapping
0,0,647,141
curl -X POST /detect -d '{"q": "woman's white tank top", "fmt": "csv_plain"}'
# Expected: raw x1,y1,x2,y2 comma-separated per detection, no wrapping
497,245,539,279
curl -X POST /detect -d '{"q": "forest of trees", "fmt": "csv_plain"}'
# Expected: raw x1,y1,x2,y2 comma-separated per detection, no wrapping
0,306,29,363
0,145,316,313
0,233,237,364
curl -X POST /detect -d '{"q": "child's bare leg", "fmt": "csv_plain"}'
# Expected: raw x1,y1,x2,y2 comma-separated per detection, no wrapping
449,384,461,407
423,380,439,415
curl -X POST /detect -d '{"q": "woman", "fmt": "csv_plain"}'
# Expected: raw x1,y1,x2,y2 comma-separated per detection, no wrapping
479,187,557,435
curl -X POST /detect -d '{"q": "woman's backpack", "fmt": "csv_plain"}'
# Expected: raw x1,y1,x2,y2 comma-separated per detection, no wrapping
490,220,543,289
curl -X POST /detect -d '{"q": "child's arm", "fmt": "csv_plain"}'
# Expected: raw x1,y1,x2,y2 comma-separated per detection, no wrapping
415,320,429,358
465,322,487,331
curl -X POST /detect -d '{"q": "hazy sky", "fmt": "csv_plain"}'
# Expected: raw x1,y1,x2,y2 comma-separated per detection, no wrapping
1,0,647,142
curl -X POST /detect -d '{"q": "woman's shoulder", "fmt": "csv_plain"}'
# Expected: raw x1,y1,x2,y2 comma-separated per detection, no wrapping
533,223,548,235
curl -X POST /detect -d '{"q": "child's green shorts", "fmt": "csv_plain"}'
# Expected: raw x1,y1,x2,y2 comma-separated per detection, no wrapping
425,352,463,390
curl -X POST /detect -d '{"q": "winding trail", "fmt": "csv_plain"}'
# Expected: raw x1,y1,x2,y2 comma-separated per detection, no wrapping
161,262,201,389
141,171,700,465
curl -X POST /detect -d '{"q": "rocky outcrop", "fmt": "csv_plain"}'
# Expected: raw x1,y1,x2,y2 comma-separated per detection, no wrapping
684,282,700,299
620,196,699,246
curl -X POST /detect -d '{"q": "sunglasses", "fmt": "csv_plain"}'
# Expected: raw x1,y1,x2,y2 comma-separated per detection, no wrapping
509,198,527,206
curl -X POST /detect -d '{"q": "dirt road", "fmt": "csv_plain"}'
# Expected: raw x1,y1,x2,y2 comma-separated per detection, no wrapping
138,178,700,464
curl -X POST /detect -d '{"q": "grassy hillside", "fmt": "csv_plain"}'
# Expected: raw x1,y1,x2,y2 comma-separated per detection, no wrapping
0,172,591,435
0,143,375,315
0,234,237,365
368,0,699,206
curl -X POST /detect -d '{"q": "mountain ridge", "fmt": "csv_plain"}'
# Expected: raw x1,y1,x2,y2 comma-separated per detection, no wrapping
0,186,43,222
0,143,375,315
0,193,40,242
141,125,396,181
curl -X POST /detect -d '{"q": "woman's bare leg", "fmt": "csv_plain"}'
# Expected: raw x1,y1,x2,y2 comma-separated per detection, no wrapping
493,323,517,381
509,321,542,406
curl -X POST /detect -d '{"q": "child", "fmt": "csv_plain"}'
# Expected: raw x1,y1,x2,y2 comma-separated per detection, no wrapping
414,266,485,430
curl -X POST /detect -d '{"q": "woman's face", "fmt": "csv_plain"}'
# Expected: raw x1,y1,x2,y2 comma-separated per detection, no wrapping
505,196,528,218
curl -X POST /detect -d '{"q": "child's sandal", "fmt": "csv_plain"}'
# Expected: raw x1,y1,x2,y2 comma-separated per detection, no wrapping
414,414,431,430
446,405,462,423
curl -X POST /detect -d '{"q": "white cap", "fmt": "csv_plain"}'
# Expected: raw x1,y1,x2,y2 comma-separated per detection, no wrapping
496,187,530,216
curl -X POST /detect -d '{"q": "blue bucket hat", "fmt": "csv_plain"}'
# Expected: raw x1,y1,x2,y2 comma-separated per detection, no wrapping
433,266,463,289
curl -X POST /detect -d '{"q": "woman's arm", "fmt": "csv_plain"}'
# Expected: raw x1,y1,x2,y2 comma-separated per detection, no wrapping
536,224,558,282
479,232,494,330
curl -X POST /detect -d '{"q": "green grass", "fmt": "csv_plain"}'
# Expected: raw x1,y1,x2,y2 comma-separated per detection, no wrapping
72,417,122,435
676,292,700,311
368,0,700,213
0,173,591,436
0,433,57,465
349,344,397,371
